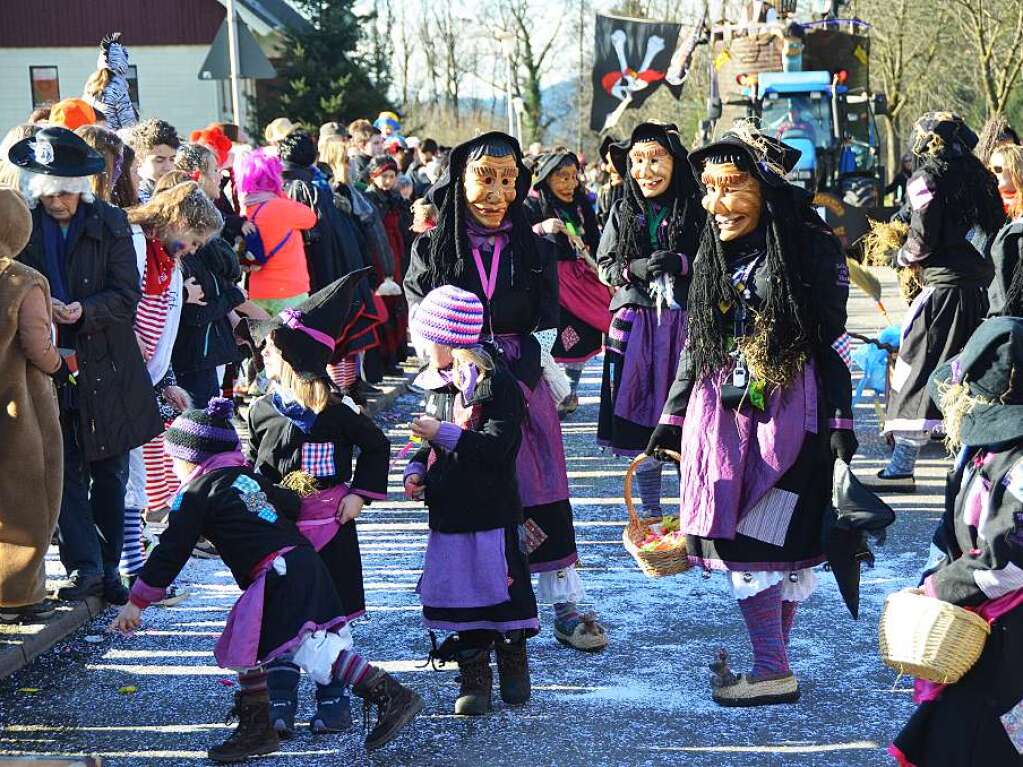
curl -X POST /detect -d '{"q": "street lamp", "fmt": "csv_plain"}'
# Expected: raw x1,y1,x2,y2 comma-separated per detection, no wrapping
495,30,517,140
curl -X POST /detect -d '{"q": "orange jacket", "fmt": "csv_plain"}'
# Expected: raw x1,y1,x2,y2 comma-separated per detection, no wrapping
243,196,316,300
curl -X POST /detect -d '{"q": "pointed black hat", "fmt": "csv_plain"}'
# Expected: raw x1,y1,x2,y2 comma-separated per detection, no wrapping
248,267,373,381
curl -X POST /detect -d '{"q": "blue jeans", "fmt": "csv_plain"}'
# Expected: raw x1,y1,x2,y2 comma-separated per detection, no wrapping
176,367,220,410
57,416,129,583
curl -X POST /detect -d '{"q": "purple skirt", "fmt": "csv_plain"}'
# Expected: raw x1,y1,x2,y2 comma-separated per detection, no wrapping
598,306,687,455
418,525,540,633
494,335,570,506
495,334,578,571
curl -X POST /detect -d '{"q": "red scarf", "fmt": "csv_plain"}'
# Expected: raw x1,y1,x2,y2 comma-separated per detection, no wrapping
143,237,176,295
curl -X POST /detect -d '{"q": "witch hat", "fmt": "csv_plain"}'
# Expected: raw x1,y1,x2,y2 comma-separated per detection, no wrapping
248,267,373,381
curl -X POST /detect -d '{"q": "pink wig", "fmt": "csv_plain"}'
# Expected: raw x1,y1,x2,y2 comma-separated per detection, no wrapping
235,148,283,197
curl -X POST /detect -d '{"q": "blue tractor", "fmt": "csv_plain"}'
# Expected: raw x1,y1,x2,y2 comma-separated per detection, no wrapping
702,6,897,252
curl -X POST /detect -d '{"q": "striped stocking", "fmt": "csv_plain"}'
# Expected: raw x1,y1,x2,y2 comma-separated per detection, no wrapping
737,583,790,679
332,649,371,687
634,457,664,516
119,507,146,577
781,600,798,646
142,433,178,511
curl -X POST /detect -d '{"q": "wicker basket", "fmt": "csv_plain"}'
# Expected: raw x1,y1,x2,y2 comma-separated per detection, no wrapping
622,451,690,578
878,590,990,684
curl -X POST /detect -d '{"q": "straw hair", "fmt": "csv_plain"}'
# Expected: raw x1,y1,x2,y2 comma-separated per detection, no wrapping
730,118,787,177
898,264,924,303
863,219,909,267
281,470,319,497
936,377,1002,453
736,312,808,388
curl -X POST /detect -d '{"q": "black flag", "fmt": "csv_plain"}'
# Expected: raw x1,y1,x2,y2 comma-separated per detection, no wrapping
590,14,683,133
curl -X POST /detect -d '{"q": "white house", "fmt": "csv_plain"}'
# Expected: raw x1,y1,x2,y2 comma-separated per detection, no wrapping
0,0,305,135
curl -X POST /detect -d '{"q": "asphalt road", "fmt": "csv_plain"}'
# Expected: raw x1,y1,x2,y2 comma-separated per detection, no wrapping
0,270,942,767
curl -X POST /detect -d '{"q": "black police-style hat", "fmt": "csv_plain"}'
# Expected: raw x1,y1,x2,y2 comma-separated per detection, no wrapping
8,126,105,177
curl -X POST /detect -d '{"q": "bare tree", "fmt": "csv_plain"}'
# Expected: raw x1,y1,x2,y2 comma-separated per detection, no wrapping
432,10,471,114
849,0,954,145
948,0,1023,118
494,0,564,144
393,1,417,107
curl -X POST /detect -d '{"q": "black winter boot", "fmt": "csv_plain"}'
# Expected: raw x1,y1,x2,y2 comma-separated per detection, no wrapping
455,649,493,716
310,679,353,734
266,662,299,739
208,690,280,763
352,666,423,750
494,633,531,706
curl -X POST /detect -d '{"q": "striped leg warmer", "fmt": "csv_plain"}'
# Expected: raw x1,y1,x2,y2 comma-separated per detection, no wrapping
634,457,664,516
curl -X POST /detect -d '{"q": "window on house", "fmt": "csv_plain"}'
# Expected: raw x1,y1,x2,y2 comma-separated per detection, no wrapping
126,65,140,110
29,66,59,108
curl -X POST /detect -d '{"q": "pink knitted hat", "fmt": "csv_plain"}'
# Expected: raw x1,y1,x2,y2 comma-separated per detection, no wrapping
411,285,484,348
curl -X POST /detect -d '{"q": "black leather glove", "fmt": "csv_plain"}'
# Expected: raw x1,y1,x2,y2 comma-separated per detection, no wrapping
831,429,859,464
627,257,652,283
648,250,685,277
50,357,73,387
646,423,682,459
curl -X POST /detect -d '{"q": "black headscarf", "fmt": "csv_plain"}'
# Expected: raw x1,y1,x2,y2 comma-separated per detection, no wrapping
611,122,704,278
909,112,1004,237
425,131,537,287
532,149,600,253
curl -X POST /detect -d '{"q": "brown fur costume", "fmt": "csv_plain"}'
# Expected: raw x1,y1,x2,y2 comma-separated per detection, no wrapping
0,189,62,606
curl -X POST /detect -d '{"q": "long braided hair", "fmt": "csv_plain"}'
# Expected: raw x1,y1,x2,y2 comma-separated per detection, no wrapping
426,135,537,289
612,126,704,280
686,178,828,385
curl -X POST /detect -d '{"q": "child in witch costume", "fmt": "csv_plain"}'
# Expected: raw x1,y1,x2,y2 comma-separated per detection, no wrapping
403,286,539,715
867,112,1003,492
890,317,1023,767
405,132,608,652
111,398,422,762
596,122,704,520
245,269,391,737
647,127,856,707
524,149,612,415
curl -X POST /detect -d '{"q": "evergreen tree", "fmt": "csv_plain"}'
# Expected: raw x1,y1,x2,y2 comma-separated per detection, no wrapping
257,1,392,131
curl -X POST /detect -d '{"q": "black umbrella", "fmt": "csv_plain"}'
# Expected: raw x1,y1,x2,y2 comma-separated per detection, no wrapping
823,460,896,619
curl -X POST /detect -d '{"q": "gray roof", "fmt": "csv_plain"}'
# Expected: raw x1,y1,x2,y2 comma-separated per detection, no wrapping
239,0,311,33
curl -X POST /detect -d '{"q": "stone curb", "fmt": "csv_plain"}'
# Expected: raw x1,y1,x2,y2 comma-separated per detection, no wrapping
0,596,107,681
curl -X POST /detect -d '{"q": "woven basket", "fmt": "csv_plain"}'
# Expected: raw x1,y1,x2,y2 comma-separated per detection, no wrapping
878,590,990,684
622,451,690,578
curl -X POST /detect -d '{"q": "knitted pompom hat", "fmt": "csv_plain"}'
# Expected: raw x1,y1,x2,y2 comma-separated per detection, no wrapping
164,397,241,464
410,285,484,349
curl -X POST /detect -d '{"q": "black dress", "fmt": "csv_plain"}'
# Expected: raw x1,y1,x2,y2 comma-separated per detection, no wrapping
247,394,391,621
